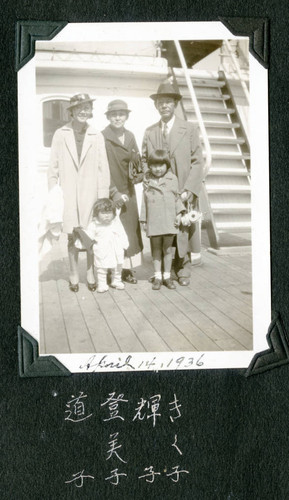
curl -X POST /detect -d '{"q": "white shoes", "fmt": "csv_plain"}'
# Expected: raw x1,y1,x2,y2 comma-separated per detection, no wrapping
111,280,125,290
97,283,109,293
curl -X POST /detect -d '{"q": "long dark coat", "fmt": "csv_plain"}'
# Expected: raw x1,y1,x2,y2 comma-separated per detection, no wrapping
140,170,185,237
142,116,204,257
102,125,143,258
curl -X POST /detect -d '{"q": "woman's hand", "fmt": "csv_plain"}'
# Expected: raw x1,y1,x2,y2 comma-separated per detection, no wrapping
141,222,147,232
114,194,129,209
174,214,182,227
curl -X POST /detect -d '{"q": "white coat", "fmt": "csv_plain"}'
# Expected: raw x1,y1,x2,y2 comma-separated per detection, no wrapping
86,216,129,269
47,122,110,233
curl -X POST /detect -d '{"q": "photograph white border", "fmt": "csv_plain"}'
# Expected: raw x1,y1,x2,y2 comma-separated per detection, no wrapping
18,21,271,372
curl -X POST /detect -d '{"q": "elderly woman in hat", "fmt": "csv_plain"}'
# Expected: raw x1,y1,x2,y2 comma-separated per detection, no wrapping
47,93,110,292
102,99,143,284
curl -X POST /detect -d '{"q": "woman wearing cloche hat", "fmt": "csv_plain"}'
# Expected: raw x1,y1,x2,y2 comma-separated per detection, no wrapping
102,99,143,284
47,93,111,292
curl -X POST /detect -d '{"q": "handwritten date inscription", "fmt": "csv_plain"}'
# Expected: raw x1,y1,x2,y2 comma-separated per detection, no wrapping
79,353,205,372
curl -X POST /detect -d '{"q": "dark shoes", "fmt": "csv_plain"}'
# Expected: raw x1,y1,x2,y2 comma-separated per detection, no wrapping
178,277,190,286
163,278,176,289
152,278,162,290
152,277,176,290
69,281,79,292
69,281,97,292
87,281,97,292
122,270,137,284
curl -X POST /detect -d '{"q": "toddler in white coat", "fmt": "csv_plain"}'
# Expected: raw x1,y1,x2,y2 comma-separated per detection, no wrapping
86,198,129,293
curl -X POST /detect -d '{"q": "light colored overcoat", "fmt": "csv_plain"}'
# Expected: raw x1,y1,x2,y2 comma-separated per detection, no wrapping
142,116,204,256
47,122,110,233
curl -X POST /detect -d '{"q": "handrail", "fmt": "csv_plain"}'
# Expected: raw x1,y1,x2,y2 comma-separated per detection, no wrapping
221,40,250,105
173,40,212,178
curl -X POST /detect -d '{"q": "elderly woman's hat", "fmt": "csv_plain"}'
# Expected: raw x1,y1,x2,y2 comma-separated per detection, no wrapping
150,82,182,101
67,93,95,110
105,99,131,115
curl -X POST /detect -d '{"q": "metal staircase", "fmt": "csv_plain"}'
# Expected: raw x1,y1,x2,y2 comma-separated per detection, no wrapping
172,40,251,253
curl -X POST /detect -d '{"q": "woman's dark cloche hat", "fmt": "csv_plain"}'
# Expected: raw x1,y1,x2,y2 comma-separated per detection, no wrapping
150,82,182,101
105,99,131,115
67,93,95,110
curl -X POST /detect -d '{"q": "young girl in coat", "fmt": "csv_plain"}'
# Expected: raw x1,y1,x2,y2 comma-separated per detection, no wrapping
86,198,129,293
140,149,185,290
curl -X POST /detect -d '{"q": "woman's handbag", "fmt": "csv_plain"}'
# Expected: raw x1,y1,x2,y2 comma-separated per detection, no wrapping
128,149,143,184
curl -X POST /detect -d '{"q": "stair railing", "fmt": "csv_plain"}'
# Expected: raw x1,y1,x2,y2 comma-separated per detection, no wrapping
173,40,212,178
173,40,220,249
220,40,250,105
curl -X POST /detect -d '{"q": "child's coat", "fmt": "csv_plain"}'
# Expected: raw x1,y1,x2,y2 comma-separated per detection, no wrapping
86,216,129,268
140,170,185,237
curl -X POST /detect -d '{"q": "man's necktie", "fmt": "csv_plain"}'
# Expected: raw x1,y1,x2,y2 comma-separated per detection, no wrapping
162,123,169,151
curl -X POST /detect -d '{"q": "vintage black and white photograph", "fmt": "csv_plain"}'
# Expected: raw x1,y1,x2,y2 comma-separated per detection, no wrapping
18,22,271,371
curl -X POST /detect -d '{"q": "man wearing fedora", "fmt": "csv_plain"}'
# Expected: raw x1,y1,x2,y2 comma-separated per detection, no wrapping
48,93,110,292
142,81,204,286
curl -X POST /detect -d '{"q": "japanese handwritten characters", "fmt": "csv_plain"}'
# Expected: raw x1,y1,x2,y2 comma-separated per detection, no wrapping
64,391,190,490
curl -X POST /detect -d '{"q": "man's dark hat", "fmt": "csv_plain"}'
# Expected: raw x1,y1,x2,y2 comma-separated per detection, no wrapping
67,93,95,110
105,99,131,115
150,82,182,101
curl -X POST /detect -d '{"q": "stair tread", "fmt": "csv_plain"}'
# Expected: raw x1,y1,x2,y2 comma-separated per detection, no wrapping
206,185,251,192
209,152,250,160
216,221,251,228
189,120,241,129
211,203,251,211
186,106,235,114
176,77,226,88
182,94,231,101
208,167,250,175
204,136,246,145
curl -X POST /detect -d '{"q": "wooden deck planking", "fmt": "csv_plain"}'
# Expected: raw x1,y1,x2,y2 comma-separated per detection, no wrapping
204,250,252,276
192,265,253,306
215,338,248,351
221,284,252,306
192,260,249,288
176,286,253,349
202,284,252,316
56,278,95,353
110,287,171,352
76,284,120,353
185,269,253,317
124,285,195,351
192,286,253,332
40,278,70,354
94,290,146,352
159,285,238,347
141,283,222,351
39,233,253,354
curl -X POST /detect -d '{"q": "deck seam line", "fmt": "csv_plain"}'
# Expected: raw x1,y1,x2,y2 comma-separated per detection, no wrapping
124,286,173,352
176,287,251,349
108,288,148,352
141,287,199,351
91,291,123,353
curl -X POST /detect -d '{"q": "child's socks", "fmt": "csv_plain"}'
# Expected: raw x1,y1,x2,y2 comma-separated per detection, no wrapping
111,265,125,290
96,268,109,293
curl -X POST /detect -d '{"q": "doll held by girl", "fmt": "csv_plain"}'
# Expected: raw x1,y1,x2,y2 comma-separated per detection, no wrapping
140,149,185,290
86,198,129,293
